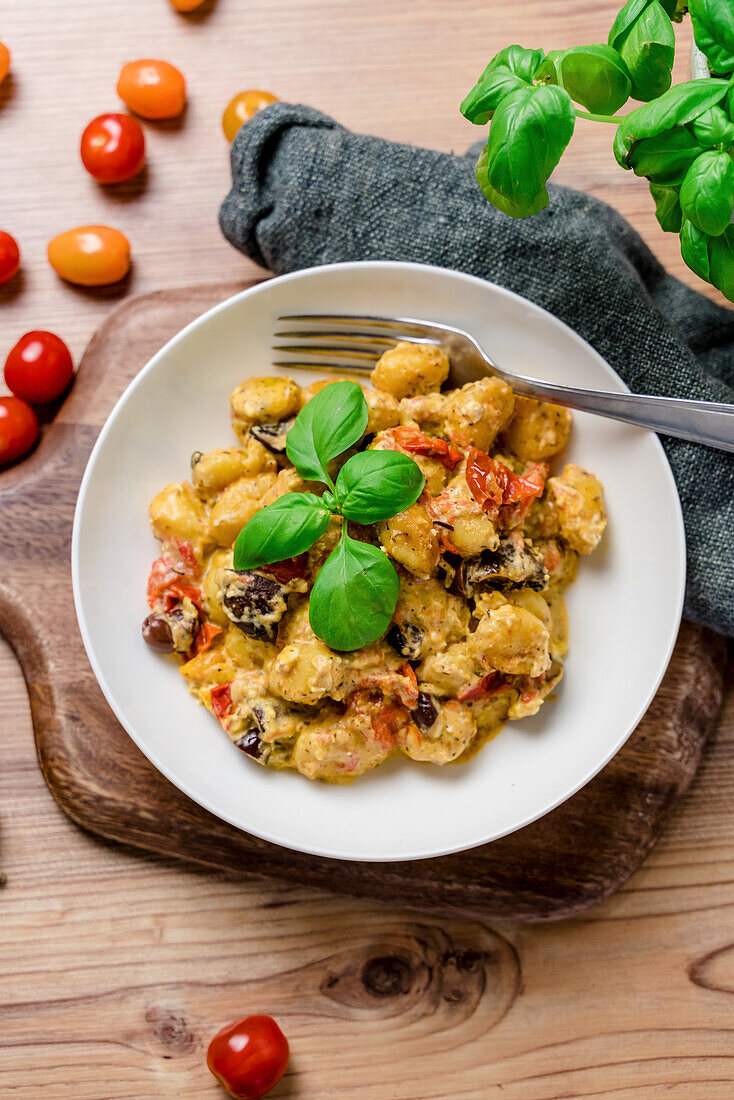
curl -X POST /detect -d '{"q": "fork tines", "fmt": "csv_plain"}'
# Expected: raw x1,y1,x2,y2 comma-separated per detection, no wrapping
272,313,437,373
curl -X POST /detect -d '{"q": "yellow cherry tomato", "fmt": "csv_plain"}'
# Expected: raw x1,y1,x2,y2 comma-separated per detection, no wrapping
222,90,278,142
47,225,131,287
0,42,10,85
117,59,186,120
169,0,206,9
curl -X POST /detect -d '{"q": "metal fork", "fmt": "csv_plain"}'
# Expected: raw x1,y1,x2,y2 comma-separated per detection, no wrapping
273,313,734,453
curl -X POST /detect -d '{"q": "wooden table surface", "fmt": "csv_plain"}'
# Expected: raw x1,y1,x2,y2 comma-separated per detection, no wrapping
1,2,733,1097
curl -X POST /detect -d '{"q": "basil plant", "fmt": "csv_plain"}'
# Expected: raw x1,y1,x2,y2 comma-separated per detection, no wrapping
461,0,734,302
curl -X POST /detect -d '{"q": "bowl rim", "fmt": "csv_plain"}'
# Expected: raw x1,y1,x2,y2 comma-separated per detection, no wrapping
71,259,686,861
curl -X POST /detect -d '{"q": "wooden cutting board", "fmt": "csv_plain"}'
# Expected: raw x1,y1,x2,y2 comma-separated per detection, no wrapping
1,279,727,923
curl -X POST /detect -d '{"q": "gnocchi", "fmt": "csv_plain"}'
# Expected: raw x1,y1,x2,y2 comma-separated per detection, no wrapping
144,339,605,783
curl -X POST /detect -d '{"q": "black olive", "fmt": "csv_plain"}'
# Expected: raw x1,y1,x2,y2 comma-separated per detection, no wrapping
411,691,438,732
234,728,269,762
386,623,423,659
222,571,288,644
142,613,175,652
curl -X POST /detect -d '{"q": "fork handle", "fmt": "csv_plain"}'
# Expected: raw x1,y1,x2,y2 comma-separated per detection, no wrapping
507,375,734,453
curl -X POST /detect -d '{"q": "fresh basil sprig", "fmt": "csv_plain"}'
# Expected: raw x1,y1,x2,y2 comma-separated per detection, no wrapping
462,1,734,302
285,379,368,486
309,529,401,652
690,0,734,77
232,493,332,571
608,0,675,102
233,381,425,651
538,45,632,115
335,450,425,523
681,220,734,299
476,85,576,217
679,149,734,235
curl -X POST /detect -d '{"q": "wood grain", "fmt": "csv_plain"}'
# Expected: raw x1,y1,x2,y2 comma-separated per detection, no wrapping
0,276,725,926
1,1,732,1097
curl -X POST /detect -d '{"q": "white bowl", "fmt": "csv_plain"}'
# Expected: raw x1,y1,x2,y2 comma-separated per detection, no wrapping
72,261,685,862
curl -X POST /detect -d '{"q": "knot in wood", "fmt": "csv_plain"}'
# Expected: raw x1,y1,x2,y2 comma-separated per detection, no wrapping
361,954,414,997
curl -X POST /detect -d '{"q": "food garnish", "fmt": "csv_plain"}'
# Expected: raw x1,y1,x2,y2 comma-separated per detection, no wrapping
233,381,424,651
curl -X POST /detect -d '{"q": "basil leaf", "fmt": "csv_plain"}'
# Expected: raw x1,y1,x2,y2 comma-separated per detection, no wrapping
681,219,712,282
335,451,425,524
688,105,734,146
681,221,734,301
690,0,734,76
286,380,368,484
614,78,730,165
608,0,675,101
481,45,545,84
628,127,707,183
542,44,632,115
309,530,400,651
709,226,734,300
680,150,734,236
649,182,683,232
660,0,689,20
477,84,575,218
232,493,331,571
461,68,529,125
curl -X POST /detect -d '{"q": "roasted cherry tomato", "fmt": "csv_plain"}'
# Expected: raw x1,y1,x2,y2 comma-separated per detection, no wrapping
169,0,206,9
222,90,278,142
465,447,544,520
4,331,74,405
0,42,10,85
0,231,20,286
207,1015,289,1099
80,113,145,184
391,426,462,470
48,225,130,286
117,59,186,120
0,396,38,466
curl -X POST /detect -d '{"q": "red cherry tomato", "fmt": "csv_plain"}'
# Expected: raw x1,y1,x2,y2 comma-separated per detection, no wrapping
0,396,38,466
0,231,20,286
207,1015,289,1099
80,113,145,184
5,331,74,404
0,42,10,86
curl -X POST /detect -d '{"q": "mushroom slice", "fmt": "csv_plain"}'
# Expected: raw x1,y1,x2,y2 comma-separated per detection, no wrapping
249,417,296,460
460,536,549,595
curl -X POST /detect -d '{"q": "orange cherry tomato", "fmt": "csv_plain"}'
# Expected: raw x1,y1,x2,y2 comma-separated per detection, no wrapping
169,0,206,9
0,396,38,466
207,1015,289,1099
0,231,20,286
222,90,278,142
81,113,145,184
5,331,74,405
47,225,130,287
117,59,186,120
0,42,10,85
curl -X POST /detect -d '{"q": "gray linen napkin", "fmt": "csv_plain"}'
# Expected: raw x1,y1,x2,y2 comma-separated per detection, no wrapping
220,103,734,637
